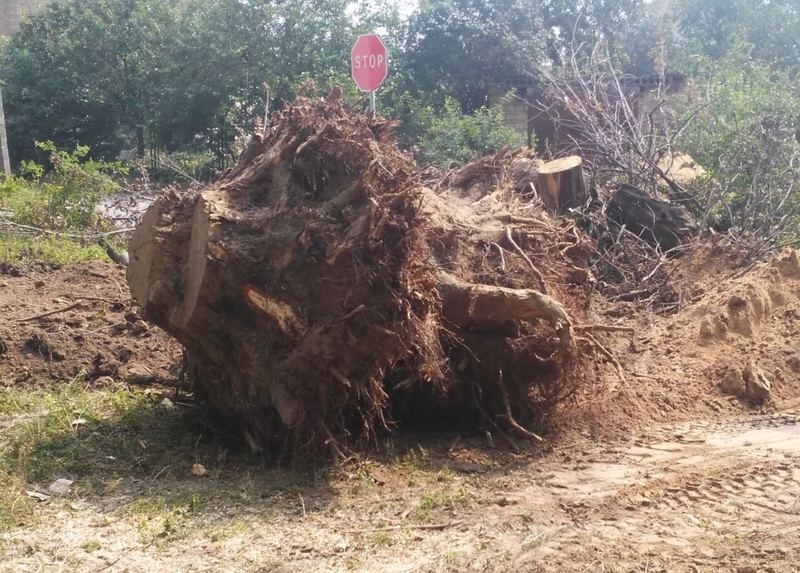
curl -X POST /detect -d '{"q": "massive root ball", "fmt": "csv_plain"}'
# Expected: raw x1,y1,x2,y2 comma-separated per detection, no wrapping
127,96,593,457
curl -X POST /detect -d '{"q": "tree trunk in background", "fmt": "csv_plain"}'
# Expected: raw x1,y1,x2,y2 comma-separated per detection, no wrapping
0,87,11,175
136,126,145,159
606,183,698,251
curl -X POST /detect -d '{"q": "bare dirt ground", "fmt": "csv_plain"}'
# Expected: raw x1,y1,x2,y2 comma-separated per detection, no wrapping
0,261,181,384
1,245,799,572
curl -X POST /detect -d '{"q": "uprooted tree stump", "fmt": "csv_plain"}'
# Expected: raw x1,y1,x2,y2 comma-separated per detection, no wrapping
127,96,597,458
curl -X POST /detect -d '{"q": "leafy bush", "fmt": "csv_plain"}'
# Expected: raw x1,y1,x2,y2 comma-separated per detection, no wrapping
415,98,525,168
678,45,800,244
0,141,127,231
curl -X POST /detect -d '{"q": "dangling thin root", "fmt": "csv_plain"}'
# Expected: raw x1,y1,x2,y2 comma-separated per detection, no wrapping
322,423,348,462
496,370,544,443
490,242,506,272
505,227,547,293
577,332,625,382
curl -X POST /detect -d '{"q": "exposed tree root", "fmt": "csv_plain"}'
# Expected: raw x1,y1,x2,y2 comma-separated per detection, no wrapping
505,226,548,293
437,273,574,348
496,370,544,442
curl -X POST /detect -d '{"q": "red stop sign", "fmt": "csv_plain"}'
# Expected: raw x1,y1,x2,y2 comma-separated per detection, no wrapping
351,34,388,92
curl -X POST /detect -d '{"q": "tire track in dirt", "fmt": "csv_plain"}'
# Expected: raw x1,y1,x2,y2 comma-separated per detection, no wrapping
512,410,800,571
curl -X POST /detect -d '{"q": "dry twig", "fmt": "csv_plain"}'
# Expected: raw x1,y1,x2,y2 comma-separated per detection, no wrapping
343,521,463,534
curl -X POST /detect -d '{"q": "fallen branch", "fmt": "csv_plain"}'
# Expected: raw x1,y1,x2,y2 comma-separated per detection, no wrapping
0,219,134,240
577,332,625,382
16,297,116,323
17,303,83,323
607,289,655,303
73,296,118,305
343,520,463,534
574,324,635,334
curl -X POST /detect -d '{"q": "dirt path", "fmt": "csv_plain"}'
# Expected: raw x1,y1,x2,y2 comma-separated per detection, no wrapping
513,410,800,572
1,408,798,572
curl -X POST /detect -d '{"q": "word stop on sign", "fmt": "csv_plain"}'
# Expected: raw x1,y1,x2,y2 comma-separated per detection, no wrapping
353,54,385,69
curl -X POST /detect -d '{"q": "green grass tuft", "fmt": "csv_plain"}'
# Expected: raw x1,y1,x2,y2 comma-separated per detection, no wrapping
0,383,205,484
0,235,106,265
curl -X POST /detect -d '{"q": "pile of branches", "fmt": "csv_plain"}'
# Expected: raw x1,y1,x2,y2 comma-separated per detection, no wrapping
533,39,703,307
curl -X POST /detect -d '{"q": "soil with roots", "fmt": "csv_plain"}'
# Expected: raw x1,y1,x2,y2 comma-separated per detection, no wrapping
125,96,602,458
2,243,800,572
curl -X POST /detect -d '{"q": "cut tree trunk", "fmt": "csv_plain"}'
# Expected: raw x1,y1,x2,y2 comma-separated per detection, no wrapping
127,96,594,458
535,156,586,213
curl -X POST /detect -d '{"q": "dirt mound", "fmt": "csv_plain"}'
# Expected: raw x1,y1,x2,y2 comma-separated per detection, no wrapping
576,244,800,440
0,262,182,386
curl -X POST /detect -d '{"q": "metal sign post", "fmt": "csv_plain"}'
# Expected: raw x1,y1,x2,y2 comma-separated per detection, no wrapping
0,86,10,175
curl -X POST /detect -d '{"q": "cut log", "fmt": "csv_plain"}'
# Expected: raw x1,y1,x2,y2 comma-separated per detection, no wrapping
126,95,594,458
535,156,587,213
606,183,697,251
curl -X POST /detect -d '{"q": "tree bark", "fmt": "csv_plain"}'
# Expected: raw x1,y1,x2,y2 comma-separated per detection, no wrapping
606,183,697,251
535,156,586,213
136,125,145,159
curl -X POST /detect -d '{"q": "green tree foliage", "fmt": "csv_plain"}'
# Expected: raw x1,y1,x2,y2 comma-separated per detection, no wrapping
539,0,644,64
0,0,180,161
160,0,358,149
678,46,800,240
414,98,524,167
0,0,361,162
675,0,800,70
400,0,546,113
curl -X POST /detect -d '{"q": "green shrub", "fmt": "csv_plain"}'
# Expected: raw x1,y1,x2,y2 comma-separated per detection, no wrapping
417,98,525,168
0,141,128,231
678,45,800,243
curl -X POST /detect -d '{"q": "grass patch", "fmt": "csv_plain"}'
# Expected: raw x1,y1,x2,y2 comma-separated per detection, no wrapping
393,445,431,471
370,531,394,548
0,235,106,265
80,539,102,553
123,491,206,542
413,486,473,522
0,381,218,533
0,382,207,485
0,381,342,540
0,473,34,532
125,492,204,517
